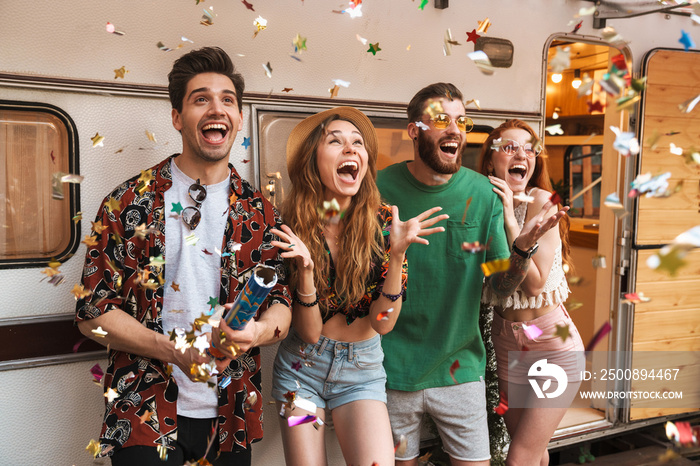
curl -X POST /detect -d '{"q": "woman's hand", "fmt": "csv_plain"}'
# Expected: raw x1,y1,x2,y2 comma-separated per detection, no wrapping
488,175,518,231
389,205,448,255
271,225,313,270
515,200,569,251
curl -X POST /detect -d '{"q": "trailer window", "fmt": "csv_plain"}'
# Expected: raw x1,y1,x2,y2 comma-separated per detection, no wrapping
0,101,80,268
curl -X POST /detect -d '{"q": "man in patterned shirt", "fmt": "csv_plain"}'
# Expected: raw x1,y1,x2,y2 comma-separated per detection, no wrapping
76,46,291,465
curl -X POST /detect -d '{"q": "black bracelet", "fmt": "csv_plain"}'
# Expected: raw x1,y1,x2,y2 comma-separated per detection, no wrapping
381,288,404,302
293,290,319,307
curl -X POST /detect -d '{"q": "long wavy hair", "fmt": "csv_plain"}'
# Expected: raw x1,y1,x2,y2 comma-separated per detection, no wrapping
478,119,572,270
282,114,383,315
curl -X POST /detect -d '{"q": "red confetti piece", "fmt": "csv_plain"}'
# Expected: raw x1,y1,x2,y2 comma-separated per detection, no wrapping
494,391,508,416
449,360,460,383
549,191,562,205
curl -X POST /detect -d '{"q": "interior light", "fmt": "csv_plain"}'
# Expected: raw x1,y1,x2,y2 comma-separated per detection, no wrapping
551,73,562,83
571,69,582,89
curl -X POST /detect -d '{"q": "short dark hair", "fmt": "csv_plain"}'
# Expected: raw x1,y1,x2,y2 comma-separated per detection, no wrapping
407,83,464,123
168,46,245,113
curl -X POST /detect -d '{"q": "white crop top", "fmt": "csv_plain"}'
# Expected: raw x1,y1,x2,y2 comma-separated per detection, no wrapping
481,198,570,310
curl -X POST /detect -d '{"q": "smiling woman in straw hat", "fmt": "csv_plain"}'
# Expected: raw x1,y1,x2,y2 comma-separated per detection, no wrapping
270,107,447,465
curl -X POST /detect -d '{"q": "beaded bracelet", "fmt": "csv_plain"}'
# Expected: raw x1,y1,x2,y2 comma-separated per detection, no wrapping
381,288,404,302
293,290,319,307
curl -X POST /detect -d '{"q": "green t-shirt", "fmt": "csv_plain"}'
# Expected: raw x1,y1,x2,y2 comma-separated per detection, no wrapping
377,162,509,391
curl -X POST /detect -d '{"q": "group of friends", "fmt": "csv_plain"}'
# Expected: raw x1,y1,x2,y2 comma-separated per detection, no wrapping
76,46,583,466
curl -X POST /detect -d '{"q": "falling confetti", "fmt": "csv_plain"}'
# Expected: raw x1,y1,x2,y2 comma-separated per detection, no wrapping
494,391,508,415
678,30,695,51
105,22,125,35
292,34,307,53
678,93,700,114
467,51,494,75
554,323,571,342
201,8,215,26
91,133,105,148
623,292,651,304
549,47,571,74
113,66,128,79
610,126,639,156
476,17,492,34
367,43,381,55
449,359,460,383
253,16,267,38
544,124,563,136
522,323,543,340
263,62,272,78
481,258,509,277
592,255,606,269
466,29,480,44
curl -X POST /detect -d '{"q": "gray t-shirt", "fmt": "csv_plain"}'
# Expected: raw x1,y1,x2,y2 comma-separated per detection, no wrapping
163,158,229,418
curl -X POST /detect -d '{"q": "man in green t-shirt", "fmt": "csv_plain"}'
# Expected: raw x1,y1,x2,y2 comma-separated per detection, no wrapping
377,83,566,466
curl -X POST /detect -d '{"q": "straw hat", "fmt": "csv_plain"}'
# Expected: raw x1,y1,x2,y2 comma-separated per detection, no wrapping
285,107,378,170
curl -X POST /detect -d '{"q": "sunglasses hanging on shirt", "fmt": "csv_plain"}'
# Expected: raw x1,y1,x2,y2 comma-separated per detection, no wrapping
181,179,207,230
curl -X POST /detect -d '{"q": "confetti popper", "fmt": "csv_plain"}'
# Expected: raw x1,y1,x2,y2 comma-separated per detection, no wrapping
224,265,278,328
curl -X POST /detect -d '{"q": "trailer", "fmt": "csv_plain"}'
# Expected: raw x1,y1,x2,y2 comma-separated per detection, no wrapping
0,1,698,464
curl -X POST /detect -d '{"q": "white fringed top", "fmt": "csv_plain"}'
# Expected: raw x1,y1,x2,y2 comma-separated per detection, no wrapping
481,198,570,310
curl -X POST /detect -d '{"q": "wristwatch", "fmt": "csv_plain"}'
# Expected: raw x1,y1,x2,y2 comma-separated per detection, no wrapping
512,240,539,259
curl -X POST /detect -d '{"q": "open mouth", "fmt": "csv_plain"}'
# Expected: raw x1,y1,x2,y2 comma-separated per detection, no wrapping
508,163,528,179
337,160,359,182
201,122,229,143
439,140,459,155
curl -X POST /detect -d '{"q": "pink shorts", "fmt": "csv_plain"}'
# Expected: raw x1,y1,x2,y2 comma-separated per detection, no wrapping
492,304,585,383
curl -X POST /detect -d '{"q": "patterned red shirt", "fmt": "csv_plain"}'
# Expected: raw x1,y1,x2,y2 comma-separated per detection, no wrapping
75,155,291,456
321,203,408,325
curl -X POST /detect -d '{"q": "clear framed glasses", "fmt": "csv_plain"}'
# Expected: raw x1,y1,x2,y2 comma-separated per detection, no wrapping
181,179,207,230
492,138,542,158
427,113,474,133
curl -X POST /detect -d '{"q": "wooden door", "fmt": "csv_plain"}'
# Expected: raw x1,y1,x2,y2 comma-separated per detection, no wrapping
630,49,700,420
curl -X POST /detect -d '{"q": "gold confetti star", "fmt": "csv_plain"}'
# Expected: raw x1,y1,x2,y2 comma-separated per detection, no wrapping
91,220,108,234
105,197,120,213
293,33,307,53
91,133,105,148
145,130,157,142
476,17,491,34
71,283,92,299
114,66,128,79
85,439,101,458
329,84,340,98
171,282,180,292
554,323,570,342
82,235,98,247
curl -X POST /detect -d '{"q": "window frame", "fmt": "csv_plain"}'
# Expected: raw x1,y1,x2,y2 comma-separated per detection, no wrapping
0,100,81,269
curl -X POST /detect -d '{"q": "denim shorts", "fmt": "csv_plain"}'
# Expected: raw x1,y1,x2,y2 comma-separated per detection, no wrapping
271,328,387,411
